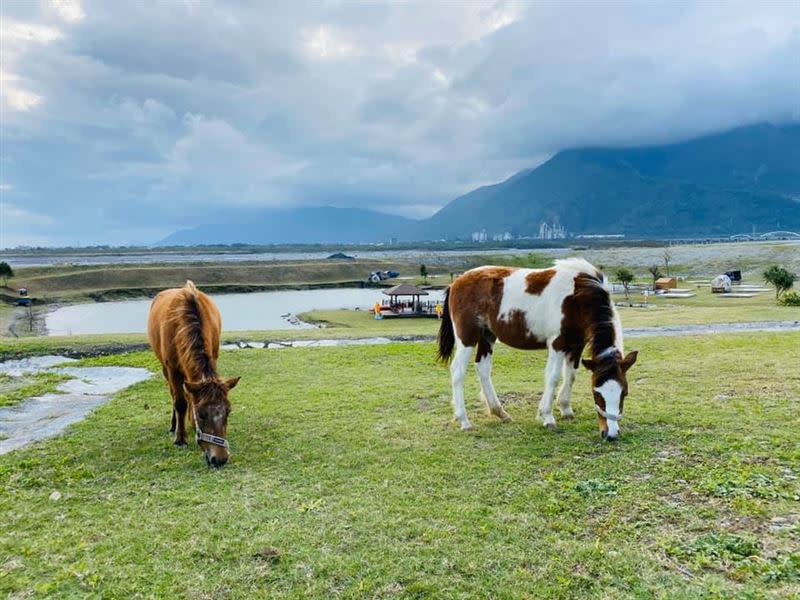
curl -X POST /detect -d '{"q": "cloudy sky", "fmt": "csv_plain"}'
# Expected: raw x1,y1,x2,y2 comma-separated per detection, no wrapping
1,0,799,247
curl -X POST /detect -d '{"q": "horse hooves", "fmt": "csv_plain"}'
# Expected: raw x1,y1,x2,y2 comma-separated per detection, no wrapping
561,413,575,420
173,439,188,447
500,414,513,423
460,423,474,432
544,423,557,432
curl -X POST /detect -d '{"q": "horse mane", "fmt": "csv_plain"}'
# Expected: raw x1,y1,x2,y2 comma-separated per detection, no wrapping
170,281,216,381
571,268,620,359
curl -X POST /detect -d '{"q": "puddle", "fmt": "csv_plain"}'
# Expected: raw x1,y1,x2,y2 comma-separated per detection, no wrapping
0,356,150,455
0,355,78,376
222,336,415,350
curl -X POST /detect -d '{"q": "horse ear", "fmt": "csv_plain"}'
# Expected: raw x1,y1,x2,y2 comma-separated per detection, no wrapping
621,350,638,372
225,376,241,390
581,358,595,371
183,381,203,395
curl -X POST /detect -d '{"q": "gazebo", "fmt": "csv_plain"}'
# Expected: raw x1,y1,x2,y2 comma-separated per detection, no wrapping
380,283,434,317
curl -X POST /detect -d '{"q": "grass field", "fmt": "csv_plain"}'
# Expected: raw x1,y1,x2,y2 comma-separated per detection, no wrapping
1,332,798,598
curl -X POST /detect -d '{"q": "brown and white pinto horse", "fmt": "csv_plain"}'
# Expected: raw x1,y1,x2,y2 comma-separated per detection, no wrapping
437,258,637,440
148,281,240,467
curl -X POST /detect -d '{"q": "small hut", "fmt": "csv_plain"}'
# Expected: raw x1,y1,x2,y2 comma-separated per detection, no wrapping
655,277,677,291
380,283,436,317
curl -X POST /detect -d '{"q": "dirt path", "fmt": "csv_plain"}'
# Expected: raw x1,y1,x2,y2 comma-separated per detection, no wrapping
624,320,800,337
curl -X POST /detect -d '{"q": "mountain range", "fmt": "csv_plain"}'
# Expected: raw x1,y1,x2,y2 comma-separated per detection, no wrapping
160,122,800,245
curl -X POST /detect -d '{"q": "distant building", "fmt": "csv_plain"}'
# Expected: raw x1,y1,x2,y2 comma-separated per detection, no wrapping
471,229,488,243
538,220,566,240
492,232,513,242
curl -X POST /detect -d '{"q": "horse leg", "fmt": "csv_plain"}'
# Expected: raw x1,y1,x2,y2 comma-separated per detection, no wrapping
538,346,565,431
163,366,177,434
167,371,188,447
475,335,512,423
450,339,475,431
557,360,578,419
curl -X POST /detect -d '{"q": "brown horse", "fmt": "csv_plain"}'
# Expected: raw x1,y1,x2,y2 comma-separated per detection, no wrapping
148,281,240,467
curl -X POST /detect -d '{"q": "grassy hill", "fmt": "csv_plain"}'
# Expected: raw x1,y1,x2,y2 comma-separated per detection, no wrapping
1,332,799,597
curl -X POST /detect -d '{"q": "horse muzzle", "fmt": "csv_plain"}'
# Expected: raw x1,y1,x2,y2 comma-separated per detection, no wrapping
205,449,229,468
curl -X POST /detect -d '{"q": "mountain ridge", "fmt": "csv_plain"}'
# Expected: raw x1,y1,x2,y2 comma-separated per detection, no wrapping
160,121,800,245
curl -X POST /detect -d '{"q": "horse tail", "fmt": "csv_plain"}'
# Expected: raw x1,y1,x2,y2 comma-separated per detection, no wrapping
437,286,455,364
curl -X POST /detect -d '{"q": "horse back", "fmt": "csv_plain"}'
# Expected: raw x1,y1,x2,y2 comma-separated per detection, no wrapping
448,262,595,350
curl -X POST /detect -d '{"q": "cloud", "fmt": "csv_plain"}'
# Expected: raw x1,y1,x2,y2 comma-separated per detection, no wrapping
49,0,85,23
0,0,798,245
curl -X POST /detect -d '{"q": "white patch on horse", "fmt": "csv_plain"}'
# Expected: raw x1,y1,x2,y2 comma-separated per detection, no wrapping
496,268,575,342
594,379,622,438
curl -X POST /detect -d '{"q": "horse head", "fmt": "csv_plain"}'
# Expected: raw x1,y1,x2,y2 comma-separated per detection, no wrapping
184,376,240,467
582,350,638,441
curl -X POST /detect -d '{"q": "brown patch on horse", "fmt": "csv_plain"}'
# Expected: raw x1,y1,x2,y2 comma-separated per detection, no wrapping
448,267,513,348
489,309,548,351
525,268,556,295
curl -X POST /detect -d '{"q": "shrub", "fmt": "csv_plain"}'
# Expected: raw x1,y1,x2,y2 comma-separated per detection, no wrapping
763,265,796,299
615,268,635,299
0,261,13,286
779,291,800,307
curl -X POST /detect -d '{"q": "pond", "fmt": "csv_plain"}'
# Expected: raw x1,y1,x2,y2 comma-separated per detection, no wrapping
44,288,446,335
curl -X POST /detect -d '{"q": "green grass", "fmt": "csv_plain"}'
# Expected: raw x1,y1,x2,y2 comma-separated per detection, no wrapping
1,332,799,598
0,371,73,408
616,286,800,328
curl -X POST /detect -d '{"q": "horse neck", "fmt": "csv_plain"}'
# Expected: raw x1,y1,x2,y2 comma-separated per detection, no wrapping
184,350,217,382
175,295,218,382
575,281,622,359
588,318,619,358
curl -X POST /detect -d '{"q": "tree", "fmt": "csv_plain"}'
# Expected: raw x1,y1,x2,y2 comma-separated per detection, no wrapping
663,247,673,277
0,261,13,286
763,266,796,299
647,265,662,289
420,264,428,284
615,268,635,300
